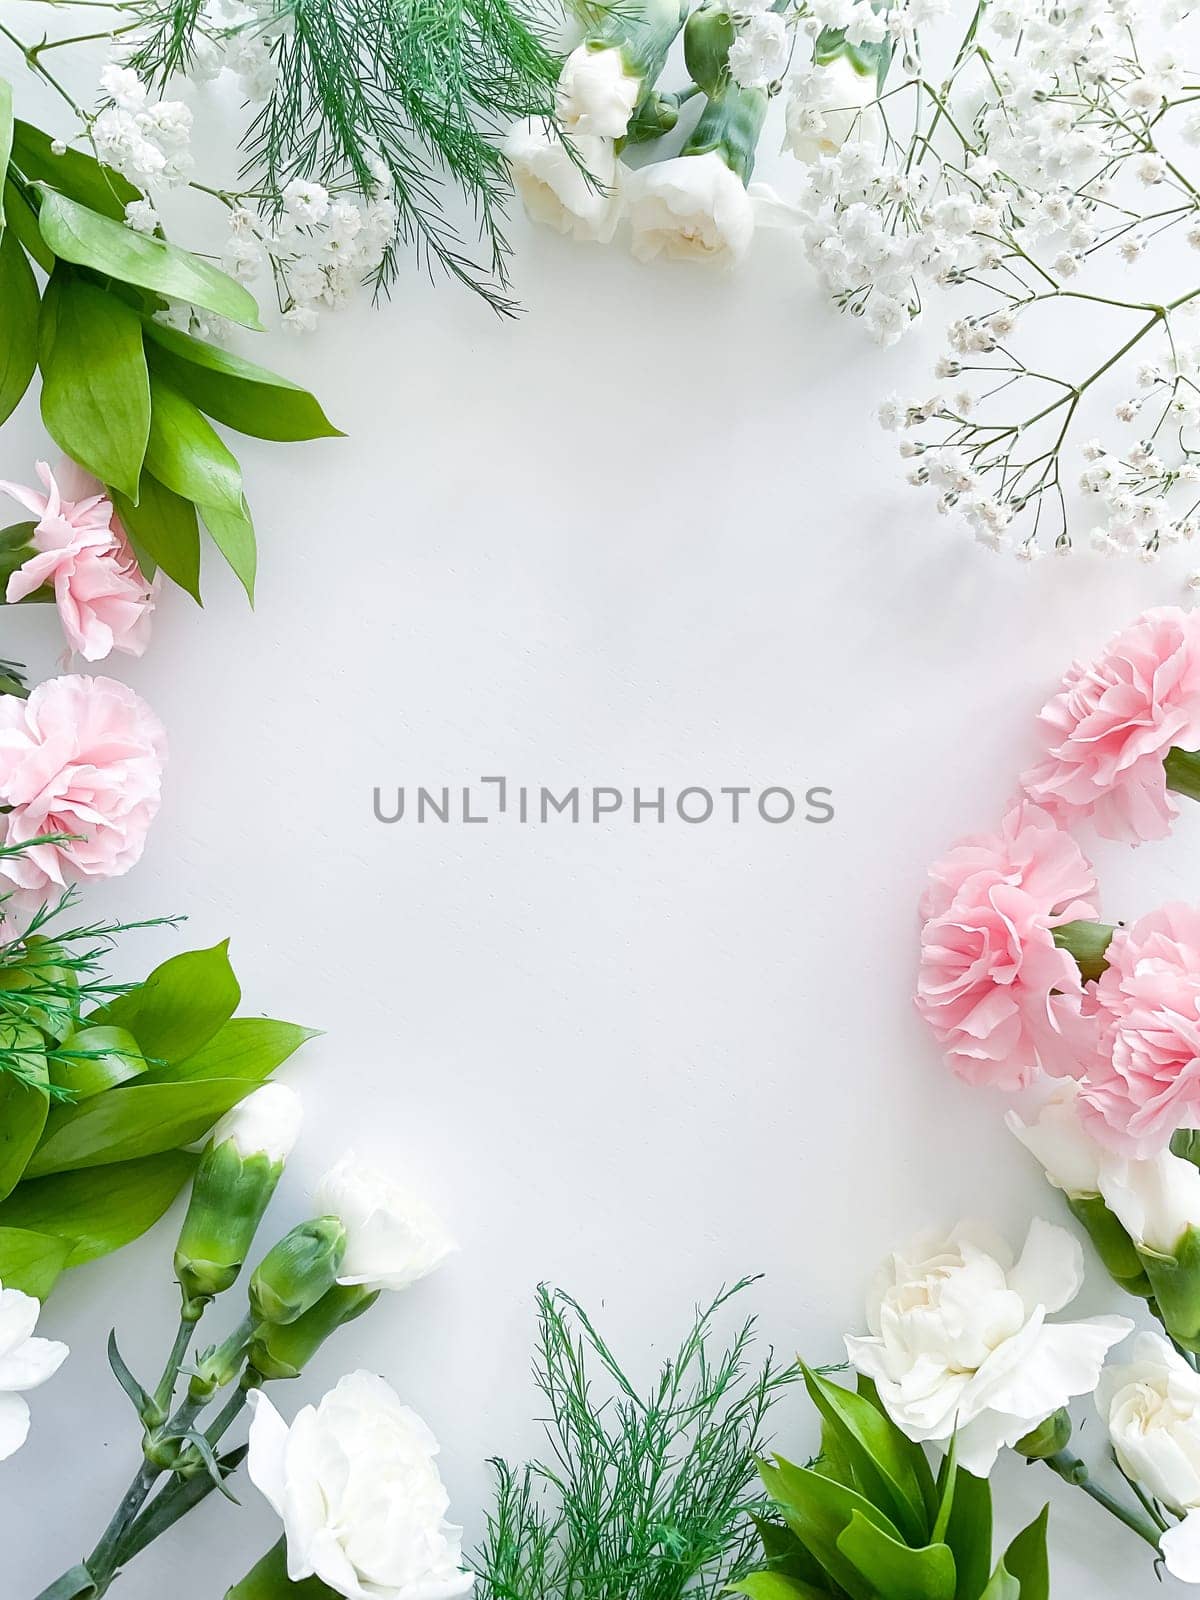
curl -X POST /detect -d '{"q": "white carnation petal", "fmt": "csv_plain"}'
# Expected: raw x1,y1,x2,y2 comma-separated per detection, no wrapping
0,1288,40,1358
0,1336,68,1393
1163,1510,1200,1582
1007,1218,1084,1315
0,1391,30,1461
951,1408,1032,1477
246,1389,292,1519
982,1317,1132,1421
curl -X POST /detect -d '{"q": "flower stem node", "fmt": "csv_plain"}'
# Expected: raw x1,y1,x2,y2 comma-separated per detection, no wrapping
247,1284,379,1381
683,3,735,98
1015,1407,1073,1460
249,1217,347,1327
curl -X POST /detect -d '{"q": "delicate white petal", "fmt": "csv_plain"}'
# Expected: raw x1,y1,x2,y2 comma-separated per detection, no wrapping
1100,1151,1200,1255
982,1318,1132,1422
0,1336,68,1393
246,1389,292,1518
0,1289,39,1359
0,1391,30,1461
1007,1218,1084,1315
1163,1511,1200,1582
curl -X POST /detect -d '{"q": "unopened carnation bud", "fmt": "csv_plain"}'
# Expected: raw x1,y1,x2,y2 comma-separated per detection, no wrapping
249,1216,346,1326
684,2,736,96
247,1283,379,1381
174,1084,303,1312
1014,1407,1072,1460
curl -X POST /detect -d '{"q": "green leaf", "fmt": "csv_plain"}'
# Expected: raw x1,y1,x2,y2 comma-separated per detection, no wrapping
802,1363,928,1545
0,80,14,228
50,1026,147,1099
27,1564,96,1600
91,941,241,1063
39,269,150,499
0,1225,70,1298
144,322,343,441
931,1436,957,1547
0,1150,198,1267
943,1470,992,1600
760,1457,895,1600
836,1513,957,1600
140,1017,316,1086
227,1539,339,1599
36,188,262,328
0,521,42,594
0,1027,49,1200
1002,1506,1049,1600
145,377,244,514
4,178,53,271
26,1077,256,1177
200,497,256,602
0,226,39,425
731,1573,833,1600
12,120,139,220
750,1514,832,1590
977,1566,1019,1600
112,472,201,602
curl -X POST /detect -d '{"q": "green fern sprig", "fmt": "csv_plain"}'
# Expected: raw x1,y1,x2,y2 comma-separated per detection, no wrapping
476,1278,796,1600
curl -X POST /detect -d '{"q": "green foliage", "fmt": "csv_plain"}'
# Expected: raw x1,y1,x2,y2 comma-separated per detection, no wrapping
744,1370,1052,1600
126,0,562,313
0,886,313,1298
227,1538,337,1598
0,94,340,603
475,1278,794,1600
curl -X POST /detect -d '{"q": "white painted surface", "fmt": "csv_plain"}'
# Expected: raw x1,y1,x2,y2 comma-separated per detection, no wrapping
3,32,1198,1594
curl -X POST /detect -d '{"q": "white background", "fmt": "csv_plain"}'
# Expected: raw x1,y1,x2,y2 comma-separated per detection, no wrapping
5,26,1200,1593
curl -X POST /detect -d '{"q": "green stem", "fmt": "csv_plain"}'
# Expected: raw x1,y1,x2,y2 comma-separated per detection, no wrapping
152,1316,194,1416
1042,1451,1163,1550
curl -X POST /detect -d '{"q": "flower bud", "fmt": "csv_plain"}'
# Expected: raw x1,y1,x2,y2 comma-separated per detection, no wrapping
247,1283,379,1381
1066,1195,1155,1300
683,2,735,97
249,1216,346,1326
174,1084,303,1311
1014,1407,1072,1460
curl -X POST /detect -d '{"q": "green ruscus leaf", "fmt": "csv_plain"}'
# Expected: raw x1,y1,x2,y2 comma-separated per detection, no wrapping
0,1027,50,1199
200,498,256,602
0,79,14,226
140,1017,316,1087
145,377,244,515
0,1150,199,1267
227,1538,339,1599
36,187,263,328
0,1224,70,1298
26,1078,256,1176
90,940,241,1062
39,268,151,500
112,472,201,602
835,1512,956,1600
12,120,139,220
0,226,39,425
144,322,343,441
1002,1505,1049,1600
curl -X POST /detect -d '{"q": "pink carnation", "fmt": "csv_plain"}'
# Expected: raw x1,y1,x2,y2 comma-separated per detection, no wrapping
1022,607,1200,843
916,801,1101,1089
0,675,167,907
0,460,155,662
1080,904,1200,1156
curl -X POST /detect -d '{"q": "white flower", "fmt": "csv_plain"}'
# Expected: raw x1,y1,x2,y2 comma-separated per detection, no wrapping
729,13,790,89
315,1153,456,1292
1097,1334,1200,1582
99,63,148,112
282,178,330,225
124,199,159,234
877,394,904,430
0,1284,68,1460
864,293,910,347
845,1219,1132,1475
626,151,754,266
282,305,319,333
504,123,622,243
783,55,879,164
247,1372,473,1600
212,1083,303,1164
555,44,641,138
1009,1080,1200,1255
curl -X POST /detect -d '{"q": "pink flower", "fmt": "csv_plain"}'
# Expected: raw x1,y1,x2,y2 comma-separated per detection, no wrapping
916,801,1101,1089
1080,904,1200,1156
0,675,167,907
1022,607,1200,843
0,461,155,662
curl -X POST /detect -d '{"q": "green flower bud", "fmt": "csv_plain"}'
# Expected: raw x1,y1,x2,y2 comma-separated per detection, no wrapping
247,1284,379,1380
624,90,681,145
684,2,735,97
1067,1195,1155,1300
250,1216,347,1326
174,1084,303,1311
1138,1225,1200,1352
1014,1407,1072,1460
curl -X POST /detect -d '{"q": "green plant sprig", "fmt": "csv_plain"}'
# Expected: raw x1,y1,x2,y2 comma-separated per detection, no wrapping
476,1278,797,1600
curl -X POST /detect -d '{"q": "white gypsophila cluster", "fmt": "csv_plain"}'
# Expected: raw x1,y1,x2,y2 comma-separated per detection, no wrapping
92,64,192,188
728,9,793,90
800,0,1200,568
